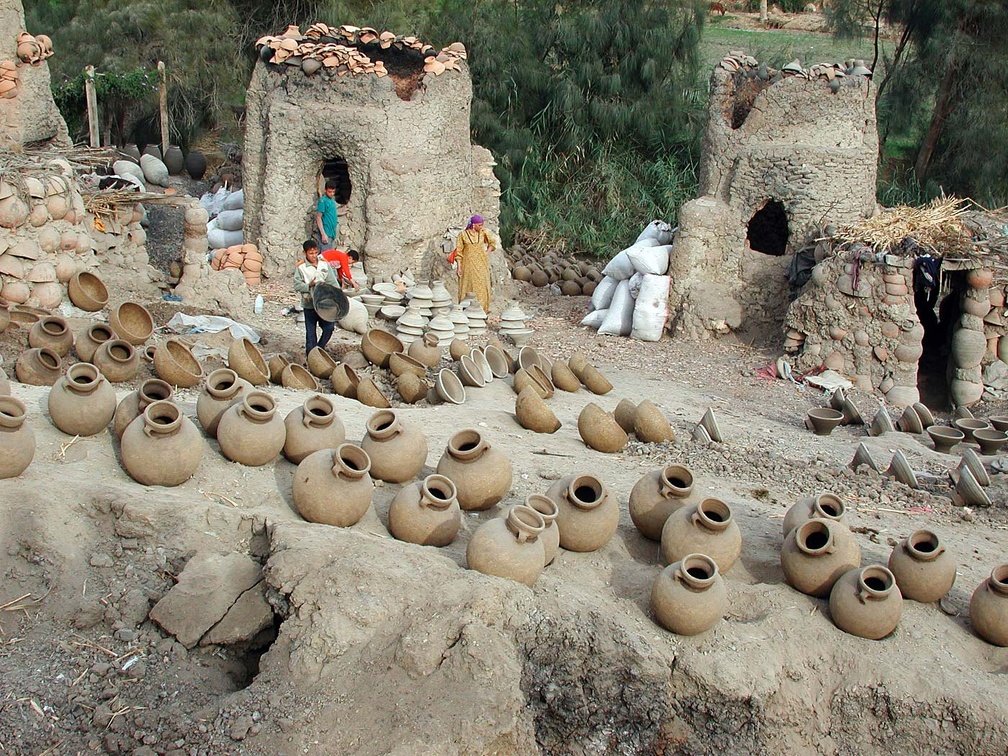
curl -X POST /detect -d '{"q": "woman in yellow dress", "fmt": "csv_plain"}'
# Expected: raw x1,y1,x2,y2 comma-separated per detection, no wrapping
453,214,495,311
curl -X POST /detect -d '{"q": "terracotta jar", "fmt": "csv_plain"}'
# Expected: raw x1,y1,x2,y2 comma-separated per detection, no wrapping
153,338,202,388
650,553,727,636
629,464,699,541
0,396,35,478
77,323,116,363
781,492,847,538
829,565,904,640
29,315,74,357
113,378,173,438
360,409,428,483
15,347,62,386
466,504,546,586
283,394,345,464
660,497,742,574
293,443,374,527
969,563,1008,646
228,337,269,385
522,494,560,566
546,473,618,552
47,362,116,436
781,519,862,598
120,400,202,486
408,332,441,369
388,473,461,546
435,429,512,511
217,390,286,466
94,339,140,383
887,529,956,603
196,368,252,438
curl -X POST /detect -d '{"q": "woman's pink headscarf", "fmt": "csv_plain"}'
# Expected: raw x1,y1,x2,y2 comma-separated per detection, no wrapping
466,214,483,229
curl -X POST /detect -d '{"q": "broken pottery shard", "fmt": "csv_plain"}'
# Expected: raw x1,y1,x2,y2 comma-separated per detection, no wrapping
201,581,274,646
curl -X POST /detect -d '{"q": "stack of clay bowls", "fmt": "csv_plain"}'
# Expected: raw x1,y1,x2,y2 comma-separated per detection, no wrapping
450,304,470,340
430,280,453,315
395,307,425,345
427,313,456,346
499,302,532,345
360,293,385,317
409,283,434,319
373,282,404,306
465,300,488,336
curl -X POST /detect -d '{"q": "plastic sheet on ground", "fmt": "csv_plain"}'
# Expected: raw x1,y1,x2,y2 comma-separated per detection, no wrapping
163,313,260,343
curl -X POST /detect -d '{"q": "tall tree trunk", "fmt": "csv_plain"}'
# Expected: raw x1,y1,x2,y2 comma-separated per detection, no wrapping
760,0,768,24
914,53,957,183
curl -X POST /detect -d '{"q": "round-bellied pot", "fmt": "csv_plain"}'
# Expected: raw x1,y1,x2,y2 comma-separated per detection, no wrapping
185,150,207,180
228,337,269,386
282,363,319,391
0,396,35,478
388,473,461,547
435,429,512,511
268,354,290,384
120,400,202,486
396,372,429,404
887,529,956,603
660,497,742,574
360,409,428,483
781,492,847,538
29,315,74,356
466,504,546,586
94,339,140,383
522,494,560,566
76,323,116,363
546,473,618,552
293,444,374,527
306,346,338,379
153,338,202,388
361,329,404,369
109,301,154,345
829,565,903,640
15,347,62,386
47,362,115,436
408,333,441,369
67,271,109,312
781,519,862,598
217,390,286,466
113,378,173,438
651,553,727,636
196,368,252,438
578,402,628,453
164,145,184,175
283,394,345,464
629,464,699,541
969,564,1008,646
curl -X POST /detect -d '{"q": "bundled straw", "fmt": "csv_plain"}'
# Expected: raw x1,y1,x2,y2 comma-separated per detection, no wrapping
833,197,972,256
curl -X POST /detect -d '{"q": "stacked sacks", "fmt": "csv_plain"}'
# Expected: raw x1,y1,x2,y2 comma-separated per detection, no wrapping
582,220,675,342
205,189,245,249
210,243,263,286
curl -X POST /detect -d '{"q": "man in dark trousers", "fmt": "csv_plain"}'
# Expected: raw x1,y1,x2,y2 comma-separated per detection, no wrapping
293,239,340,357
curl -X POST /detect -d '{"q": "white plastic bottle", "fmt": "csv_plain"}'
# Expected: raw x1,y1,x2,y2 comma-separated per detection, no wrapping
254,294,264,314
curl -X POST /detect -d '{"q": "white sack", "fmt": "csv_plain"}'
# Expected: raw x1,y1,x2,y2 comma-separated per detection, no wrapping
601,249,635,280
635,220,675,246
222,189,245,211
631,274,671,342
139,154,169,187
580,309,607,329
215,208,244,232
339,297,369,334
200,187,229,219
627,244,672,275
590,276,619,311
207,226,243,250
598,280,634,336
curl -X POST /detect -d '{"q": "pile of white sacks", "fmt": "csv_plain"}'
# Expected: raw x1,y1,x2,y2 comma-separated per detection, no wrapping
581,220,675,342
202,188,245,249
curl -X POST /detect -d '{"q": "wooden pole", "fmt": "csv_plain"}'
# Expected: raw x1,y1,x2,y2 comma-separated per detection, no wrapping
84,65,99,148
158,61,168,155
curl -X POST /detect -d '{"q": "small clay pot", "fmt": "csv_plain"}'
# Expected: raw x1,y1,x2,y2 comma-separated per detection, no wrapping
217,390,286,466
29,315,74,356
805,407,844,436
153,338,202,388
120,400,202,486
361,329,404,368
109,301,154,345
927,425,964,455
515,386,561,433
466,504,546,586
436,428,512,511
407,333,441,369
651,553,726,636
546,473,618,552
47,362,116,436
970,563,1008,646
282,363,320,391
67,271,109,311
523,494,560,566
15,347,62,386
76,323,116,363
829,565,903,640
196,368,252,438
887,529,956,603
449,338,469,362
360,409,428,483
388,473,461,547
660,497,742,574
634,400,674,443
293,444,374,527
0,396,35,478
781,492,847,538
283,394,345,464
113,378,173,438
577,402,628,453
781,519,862,598
629,464,699,541
94,339,140,383
228,337,269,385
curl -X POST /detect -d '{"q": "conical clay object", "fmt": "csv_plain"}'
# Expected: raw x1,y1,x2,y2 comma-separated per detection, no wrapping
849,442,880,472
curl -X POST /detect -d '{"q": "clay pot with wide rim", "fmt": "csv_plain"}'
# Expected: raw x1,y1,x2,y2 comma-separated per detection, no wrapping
522,494,560,565
113,378,173,438
361,329,404,368
660,497,742,574
120,400,202,486
546,473,619,552
781,492,847,538
153,338,202,388
0,396,34,478
651,553,727,636
781,519,862,598
76,323,116,363
282,363,319,391
829,565,903,640
47,362,116,436
94,339,140,383
29,315,74,356
466,504,546,586
67,271,109,312
293,443,374,527
306,346,338,379
109,301,154,345
388,473,461,547
196,368,252,438
577,402,628,453
434,369,465,405
629,464,700,541
435,428,512,511
228,338,269,385
283,394,345,464
927,425,964,454
887,529,956,603
15,347,62,386
360,409,428,483
217,390,286,466
970,563,1008,646
483,346,510,379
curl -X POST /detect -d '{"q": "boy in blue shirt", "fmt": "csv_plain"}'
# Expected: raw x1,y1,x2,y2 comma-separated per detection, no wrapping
315,180,339,248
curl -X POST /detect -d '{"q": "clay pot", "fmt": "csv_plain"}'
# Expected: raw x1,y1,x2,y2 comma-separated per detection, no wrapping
217,391,286,466
483,346,510,379
887,529,956,603
546,473,618,552
67,271,109,311
396,373,428,404
356,378,391,408
196,368,252,438
408,333,441,369
164,145,184,175
517,346,541,373
523,493,561,566
660,497,742,574
113,378,173,438
306,346,338,379
94,339,140,383
388,473,461,547
568,352,588,380
449,338,469,362
515,386,561,433
282,363,319,391
360,409,428,483
970,564,1008,646
47,362,116,436
629,464,699,541
8,305,47,328
613,399,638,434
153,338,202,388
829,565,903,640
435,429,512,511
458,353,486,388
76,323,116,363
972,428,1008,455
781,519,862,598
330,363,359,397
268,354,290,384
577,402,628,453
361,329,404,368
651,553,727,636
293,444,374,527
781,492,847,538
513,368,549,399
953,417,989,442
228,338,269,385
805,407,844,436
434,369,465,404
282,394,345,464
951,328,986,368
634,400,674,443
15,347,62,386
927,425,964,454
580,364,613,395
0,396,35,478
29,316,74,356
185,150,207,180
120,400,202,486
466,504,546,586
109,301,154,345
389,352,427,379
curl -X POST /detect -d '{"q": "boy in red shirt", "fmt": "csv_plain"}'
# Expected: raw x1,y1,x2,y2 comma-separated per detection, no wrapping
320,248,362,291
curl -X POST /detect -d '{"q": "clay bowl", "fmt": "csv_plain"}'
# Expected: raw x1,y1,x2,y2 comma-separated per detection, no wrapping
281,363,319,391
953,417,991,443
805,408,844,436
109,301,154,345
435,368,466,405
9,304,47,328
483,346,510,379
330,363,360,398
458,354,485,388
972,428,1008,456
926,425,964,455
388,351,426,379
360,329,404,369
988,416,1008,432
229,337,269,385
67,271,109,312
153,338,203,388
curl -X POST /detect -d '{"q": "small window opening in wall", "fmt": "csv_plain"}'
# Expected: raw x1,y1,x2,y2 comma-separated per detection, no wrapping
319,157,352,205
747,200,789,256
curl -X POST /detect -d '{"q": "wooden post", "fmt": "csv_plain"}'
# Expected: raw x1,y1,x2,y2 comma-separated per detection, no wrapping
84,65,99,148
158,61,168,155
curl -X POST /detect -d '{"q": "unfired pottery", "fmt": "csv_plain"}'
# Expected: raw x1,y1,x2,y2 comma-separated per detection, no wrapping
388,473,461,547
780,519,861,598
524,494,560,566
969,564,1008,646
435,429,512,511
577,402,628,453
887,529,956,603
629,464,699,541
660,497,742,574
217,391,286,466
113,378,173,438
360,409,428,483
196,368,252,438
228,337,269,385
0,396,34,478
120,400,202,486
466,504,546,586
47,362,115,436
29,315,73,356
15,347,62,386
651,553,727,636
94,339,140,383
77,323,116,363
829,565,903,640
293,444,374,527
283,394,345,464
781,492,847,538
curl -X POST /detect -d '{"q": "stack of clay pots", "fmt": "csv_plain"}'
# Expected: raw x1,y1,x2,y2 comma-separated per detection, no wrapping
465,299,488,337
449,304,470,340
408,282,434,319
426,312,456,346
395,306,425,345
209,243,264,286
498,302,532,345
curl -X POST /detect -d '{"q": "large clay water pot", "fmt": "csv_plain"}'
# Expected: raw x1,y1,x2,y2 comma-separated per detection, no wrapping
969,564,1008,646
163,145,184,175
15,347,62,386
660,497,742,574
283,394,345,464
781,519,862,598
153,338,202,388
887,529,956,603
76,323,116,363
196,368,252,438
388,473,461,547
360,409,428,483
217,390,286,466
293,443,374,527
407,332,441,369
651,553,727,636
29,315,74,356
829,565,903,640
466,504,546,586
94,339,140,383
113,378,173,438
47,362,116,436
185,149,207,180
228,338,269,385
0,396,35,478
546,473,618,552
67,271,109,312
629,464,699,541
781,492,847,538
109,301,154,345
435,429,512,511
120,400,202,486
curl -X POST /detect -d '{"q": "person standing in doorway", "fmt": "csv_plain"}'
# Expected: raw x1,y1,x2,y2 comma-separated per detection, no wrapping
293,239,340,357
315,180,339,249
452,214,495,312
